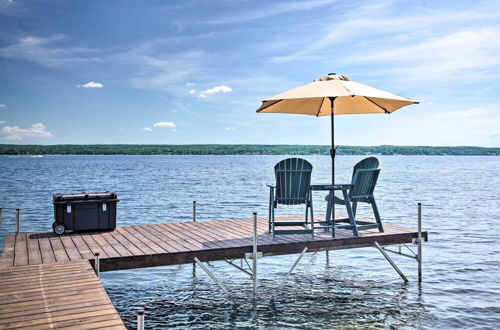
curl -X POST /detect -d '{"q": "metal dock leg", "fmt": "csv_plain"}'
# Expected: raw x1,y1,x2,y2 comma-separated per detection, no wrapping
192,201,197,271
417,202,422,283
252,212,258,300
374,241,408,283
94,252,100,278
137,309,145,330
224,260,252,277
16,208,20,234
192,201,196,222
274,247,308,299
287,247,308,278
193,257,232,297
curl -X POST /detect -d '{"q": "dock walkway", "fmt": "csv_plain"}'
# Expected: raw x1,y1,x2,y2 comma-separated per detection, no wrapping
0,216,427,328
0,261,125,329
1,217,427,271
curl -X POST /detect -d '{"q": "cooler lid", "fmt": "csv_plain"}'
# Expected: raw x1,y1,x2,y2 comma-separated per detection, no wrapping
53,191,117,201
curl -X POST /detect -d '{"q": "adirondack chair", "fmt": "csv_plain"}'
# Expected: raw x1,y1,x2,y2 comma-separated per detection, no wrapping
268,158,314,238
325,157,384,237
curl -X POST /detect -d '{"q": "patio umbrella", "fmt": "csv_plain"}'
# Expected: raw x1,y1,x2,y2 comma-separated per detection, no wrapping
256,73,418,185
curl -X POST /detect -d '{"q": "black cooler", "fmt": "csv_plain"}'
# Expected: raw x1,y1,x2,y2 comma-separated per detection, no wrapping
52,191,119,235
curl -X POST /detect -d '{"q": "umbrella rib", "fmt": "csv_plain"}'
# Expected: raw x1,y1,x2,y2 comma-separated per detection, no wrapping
363,96,390,114
315,97,326,117
256,99,283,112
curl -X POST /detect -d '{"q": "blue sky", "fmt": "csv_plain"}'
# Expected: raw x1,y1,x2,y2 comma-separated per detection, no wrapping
0,0,499,146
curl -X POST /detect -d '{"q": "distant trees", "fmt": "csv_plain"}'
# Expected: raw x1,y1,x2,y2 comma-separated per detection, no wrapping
0,144,498,156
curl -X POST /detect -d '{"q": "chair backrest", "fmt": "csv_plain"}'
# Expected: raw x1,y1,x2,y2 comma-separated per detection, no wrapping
349,157,380,200
274,158,312,205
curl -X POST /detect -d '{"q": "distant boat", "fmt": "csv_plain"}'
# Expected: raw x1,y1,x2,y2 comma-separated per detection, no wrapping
31,155,43,158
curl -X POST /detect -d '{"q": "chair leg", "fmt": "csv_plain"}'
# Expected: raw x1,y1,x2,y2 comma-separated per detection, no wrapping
342,189,359,237
305,203,309,224
325,192,332,225
370,197,384,232
310,207,315,238
268,188,273,234
272,202,276,239
352,201,358,218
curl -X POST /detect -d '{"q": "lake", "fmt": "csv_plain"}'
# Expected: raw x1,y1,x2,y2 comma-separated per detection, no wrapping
0,155,499,329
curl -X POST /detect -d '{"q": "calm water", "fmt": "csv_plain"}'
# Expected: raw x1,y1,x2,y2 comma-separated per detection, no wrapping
0,155,499,329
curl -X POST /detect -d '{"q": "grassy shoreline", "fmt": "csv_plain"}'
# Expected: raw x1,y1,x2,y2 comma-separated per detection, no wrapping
0,144,499,156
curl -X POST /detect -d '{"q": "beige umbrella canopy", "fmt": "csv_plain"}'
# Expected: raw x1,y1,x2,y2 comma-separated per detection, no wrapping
256,73,418,185
257,73,418,115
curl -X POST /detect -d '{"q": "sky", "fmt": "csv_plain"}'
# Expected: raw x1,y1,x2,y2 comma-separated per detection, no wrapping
0,0,499,146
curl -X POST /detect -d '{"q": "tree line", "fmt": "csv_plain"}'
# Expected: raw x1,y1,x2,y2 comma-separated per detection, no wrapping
0,144,498,156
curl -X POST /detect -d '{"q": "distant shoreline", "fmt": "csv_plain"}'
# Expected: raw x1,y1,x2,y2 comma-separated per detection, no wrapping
0,144,498,156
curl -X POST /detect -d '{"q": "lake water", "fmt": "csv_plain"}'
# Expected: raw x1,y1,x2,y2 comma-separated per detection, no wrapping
0,155,499,329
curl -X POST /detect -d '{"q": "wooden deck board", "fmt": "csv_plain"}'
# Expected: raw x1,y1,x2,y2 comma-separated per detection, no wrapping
0,261,125,330
1,216,427,271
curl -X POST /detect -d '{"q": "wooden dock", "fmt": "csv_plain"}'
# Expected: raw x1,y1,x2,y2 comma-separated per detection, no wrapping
0,261,125,329
0,216,427,328
1,216,427,270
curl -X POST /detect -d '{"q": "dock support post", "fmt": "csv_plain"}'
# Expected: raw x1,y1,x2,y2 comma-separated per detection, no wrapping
192,201,197,271
224,260,252,277
0,206,3,220
15,208,20,234
288,247,308,277
192,201,196,222
137,309,145,330
282,247,308,285
417,203,422,283
252,212,258,300
94,253,100,278
374,241,408,283
194,257,232,297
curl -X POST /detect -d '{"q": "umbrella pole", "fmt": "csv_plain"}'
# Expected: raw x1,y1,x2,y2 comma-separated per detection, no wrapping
329,97,336,236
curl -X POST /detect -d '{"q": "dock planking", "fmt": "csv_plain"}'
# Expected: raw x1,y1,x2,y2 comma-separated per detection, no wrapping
0,261,126,329
1,216,427,271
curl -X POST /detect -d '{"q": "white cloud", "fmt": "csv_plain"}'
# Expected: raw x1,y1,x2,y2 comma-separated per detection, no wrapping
186,82,195,87
194,85,232,98
0,121,5,124
0,104,6,108
143,127,152,132
0,35,100,67
201,85,232,94
0,123,52,140
153,121,176,128
77,81,103,88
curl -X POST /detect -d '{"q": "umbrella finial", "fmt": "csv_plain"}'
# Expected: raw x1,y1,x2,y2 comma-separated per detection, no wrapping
315,73,349,81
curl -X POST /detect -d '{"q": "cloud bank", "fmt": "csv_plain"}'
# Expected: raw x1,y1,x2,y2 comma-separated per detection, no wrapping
0,123,52,140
